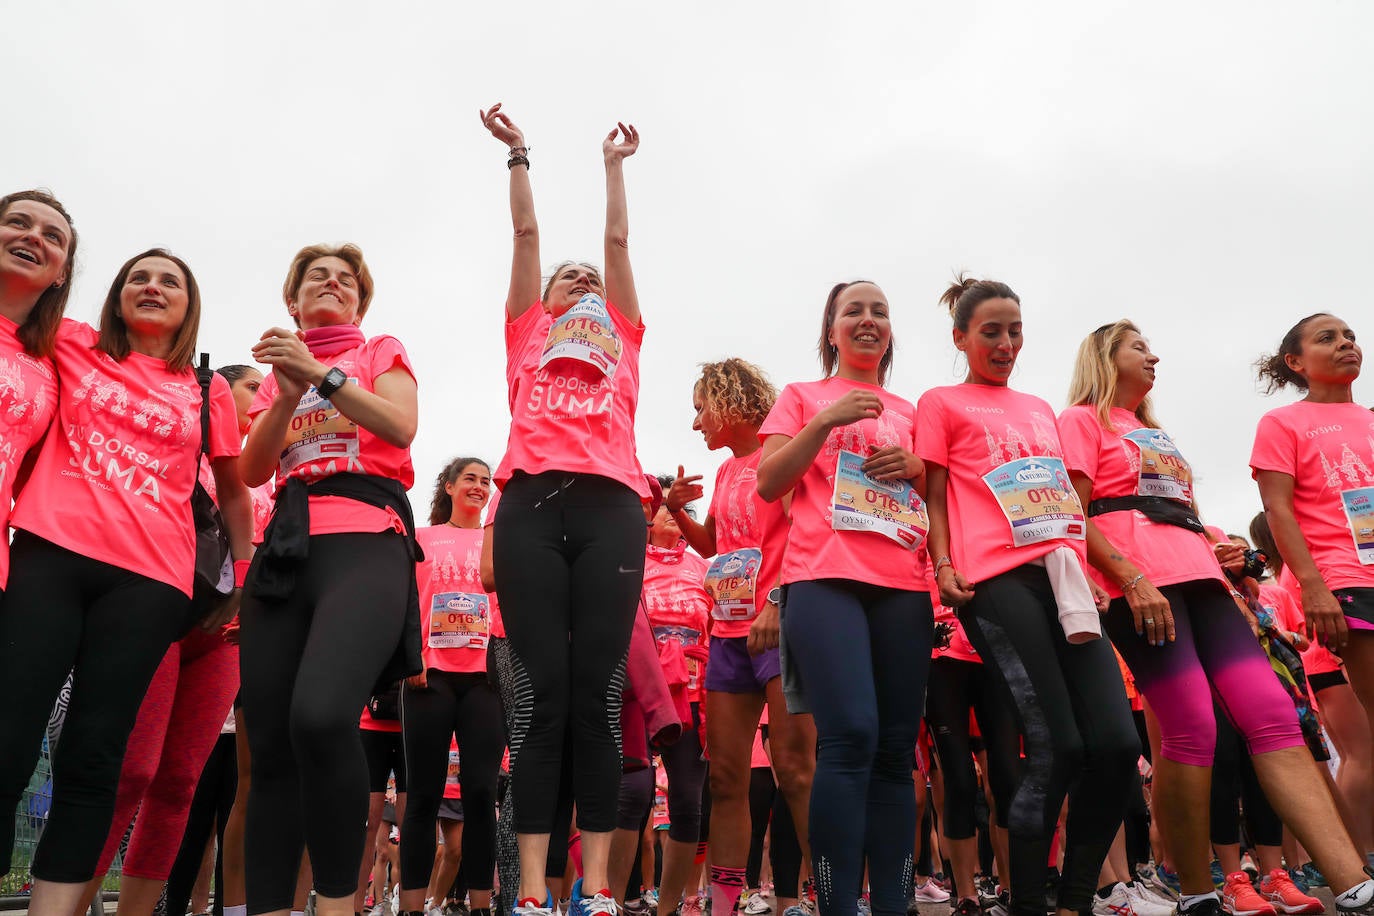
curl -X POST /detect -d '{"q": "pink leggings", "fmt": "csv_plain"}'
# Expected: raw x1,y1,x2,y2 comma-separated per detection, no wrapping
95,629,239,880
1104,579,1304,767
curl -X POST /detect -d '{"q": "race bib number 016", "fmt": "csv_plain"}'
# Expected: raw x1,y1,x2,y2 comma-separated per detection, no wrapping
982,456,1086,545
1123,428,1193,502
281,384,359,474
704,548,762,621
831,450,929,550
429,591,491,650
538,293,623,379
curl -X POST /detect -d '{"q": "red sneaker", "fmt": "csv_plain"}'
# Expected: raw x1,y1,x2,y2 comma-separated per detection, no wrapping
1222,873,1276,916
1258,869,1323,915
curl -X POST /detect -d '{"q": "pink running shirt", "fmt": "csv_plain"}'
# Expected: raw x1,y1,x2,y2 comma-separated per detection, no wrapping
705,449,789,639
759,377,927,590
495,301,649,499
250,335,415,536
1250,401,1374,590
12,321,241,597
484,486,505,639
1274,565,1342,677
359,704,400,734
444,738,462,800
915,384,1086,585
0,315,58,589
643,541,711,701
1058,405,1225,598
415,524,497,674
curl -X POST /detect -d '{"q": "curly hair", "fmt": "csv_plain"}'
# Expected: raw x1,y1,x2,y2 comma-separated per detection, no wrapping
428,456,491,526
693,358,777,429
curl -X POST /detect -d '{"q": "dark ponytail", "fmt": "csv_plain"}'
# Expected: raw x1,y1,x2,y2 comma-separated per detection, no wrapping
1255,313,1332,394
938,273,1019,332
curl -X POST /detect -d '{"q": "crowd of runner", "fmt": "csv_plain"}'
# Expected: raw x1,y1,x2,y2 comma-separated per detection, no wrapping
1,103,1373,916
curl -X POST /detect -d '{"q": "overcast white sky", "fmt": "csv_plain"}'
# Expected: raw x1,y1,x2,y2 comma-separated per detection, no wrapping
8,1,1372,535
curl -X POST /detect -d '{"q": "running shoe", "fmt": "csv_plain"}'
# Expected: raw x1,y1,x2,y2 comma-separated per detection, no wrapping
624,900,649,916
1298,864,1326,890
913,880,951,904
1122,883,1177,916
801,880,817,916
680,897,706,916
644,892,660,911
948,898,981,916
782,908,807,916
1178,900,1224,916
742,893,772,916
1258,870,1322,915
857,895,872,916
976,879,999,910
1222,872,1276,916
985,889,1011,916
1240,857,1260,881
570,881,621,916
514,895,557,916
1210,862,1226,892
1284,870,1309,894
1138,866,1180,901
370,905,387,916
1093,884,1138,916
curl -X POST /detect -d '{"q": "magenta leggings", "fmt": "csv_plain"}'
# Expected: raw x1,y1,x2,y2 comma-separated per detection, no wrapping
1103,579,1303,767
94,630,240,880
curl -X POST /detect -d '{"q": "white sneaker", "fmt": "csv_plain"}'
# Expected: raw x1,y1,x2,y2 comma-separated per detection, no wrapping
911,880,950,904
392,889,401,916
742,894,772,916
370,906,386,916
1124,884,1179,916
1091,884,1136,916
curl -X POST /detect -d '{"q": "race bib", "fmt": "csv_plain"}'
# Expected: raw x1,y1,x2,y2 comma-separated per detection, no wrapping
428,592,491,650
445,747,461,793
982,456,1086,545
704,548,762,621
1123,428,1193,502
831,450,929,549
281,384,359,474
1341,486,1374,565
538,293,622,379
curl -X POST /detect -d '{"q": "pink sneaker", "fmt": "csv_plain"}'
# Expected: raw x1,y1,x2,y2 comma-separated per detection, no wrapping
1258,869,1323,915
1222,872,1276,916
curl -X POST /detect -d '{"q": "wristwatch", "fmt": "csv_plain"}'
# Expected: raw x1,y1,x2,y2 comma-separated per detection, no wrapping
317,367,348,399
767,586,783,607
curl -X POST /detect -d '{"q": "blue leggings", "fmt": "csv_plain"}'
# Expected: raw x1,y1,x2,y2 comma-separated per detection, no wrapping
782,579,933,916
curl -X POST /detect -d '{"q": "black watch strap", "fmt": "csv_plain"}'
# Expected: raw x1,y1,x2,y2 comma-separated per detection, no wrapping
318,367,347,399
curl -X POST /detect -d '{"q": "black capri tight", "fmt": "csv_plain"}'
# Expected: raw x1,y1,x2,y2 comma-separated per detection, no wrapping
1210,702,1282,848
239,532,411,912
661,712,708,843
0,532,187,882
958,564,1139,916
493,471,646,835
400,669,506,893
924,656,1020,840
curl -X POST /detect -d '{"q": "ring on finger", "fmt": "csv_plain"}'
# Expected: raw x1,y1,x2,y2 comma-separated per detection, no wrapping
1144,618,1155,624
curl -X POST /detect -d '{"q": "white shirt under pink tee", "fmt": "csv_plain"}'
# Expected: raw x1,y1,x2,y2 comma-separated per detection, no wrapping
12,320,241,597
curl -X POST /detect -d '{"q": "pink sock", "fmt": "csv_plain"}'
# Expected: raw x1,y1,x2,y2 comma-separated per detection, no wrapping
711,866,747,915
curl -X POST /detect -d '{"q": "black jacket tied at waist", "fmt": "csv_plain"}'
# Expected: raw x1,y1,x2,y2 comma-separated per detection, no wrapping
1087,494,1204,534
250,472,424,691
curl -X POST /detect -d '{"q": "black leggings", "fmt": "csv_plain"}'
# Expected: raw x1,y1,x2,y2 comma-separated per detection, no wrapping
1210,703,1282,847
661,715,708,844
399,669,506,892
0,532,187,882
493,471,646,835
923,657,1020,839
782,579,933,916
165,732,238,916
958,564,1139,916
746,767,774,889
239,532,411,912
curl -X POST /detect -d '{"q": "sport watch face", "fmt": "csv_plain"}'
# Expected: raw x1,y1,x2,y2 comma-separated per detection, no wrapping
767,587,782,606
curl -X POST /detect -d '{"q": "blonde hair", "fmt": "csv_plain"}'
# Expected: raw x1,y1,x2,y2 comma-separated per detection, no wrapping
1066,320,1161,431
694,358,777,429
282,243,374,325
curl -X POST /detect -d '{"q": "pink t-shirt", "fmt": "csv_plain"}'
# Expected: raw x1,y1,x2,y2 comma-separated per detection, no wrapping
643,542,711,701
444,738,462,800
0,315,58,589
1058,405,1225,598
1250,400,1374,590
916,384,1086,585
415,524,497,674
933,601,980,664
705,449,789,639
250,335,415,537
495,301,649,499
359,704,400,734
1275,565,1342,677
12,321,241,597
759,377,927,590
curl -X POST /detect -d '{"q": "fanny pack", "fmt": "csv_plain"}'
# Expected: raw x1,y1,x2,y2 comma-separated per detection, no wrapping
1087,495,1204,534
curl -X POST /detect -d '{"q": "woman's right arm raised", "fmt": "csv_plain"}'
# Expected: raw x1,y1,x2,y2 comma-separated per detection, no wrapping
481,103,541,321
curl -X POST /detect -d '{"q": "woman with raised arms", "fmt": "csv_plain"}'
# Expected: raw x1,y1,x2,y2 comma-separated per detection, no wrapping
917,277,1137,916
755,281,931,916
480,102,648,916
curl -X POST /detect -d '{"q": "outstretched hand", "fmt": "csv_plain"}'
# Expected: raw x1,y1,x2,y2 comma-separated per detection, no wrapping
603,122,639,163
480,102,526,149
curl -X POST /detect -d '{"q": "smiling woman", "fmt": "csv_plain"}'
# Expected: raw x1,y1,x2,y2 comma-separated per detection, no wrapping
236,242,422,916
0,241,254,916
